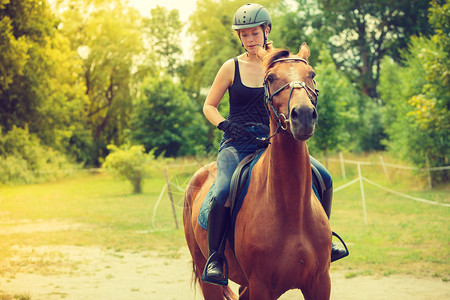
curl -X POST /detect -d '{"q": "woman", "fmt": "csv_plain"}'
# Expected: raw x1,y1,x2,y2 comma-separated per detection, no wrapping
202,3,346,286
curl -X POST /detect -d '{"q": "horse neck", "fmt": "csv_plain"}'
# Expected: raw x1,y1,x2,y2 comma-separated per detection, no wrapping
265,132,312,214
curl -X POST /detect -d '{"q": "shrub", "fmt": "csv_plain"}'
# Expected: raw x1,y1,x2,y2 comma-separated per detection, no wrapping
103,144,168,193
0,126,76,184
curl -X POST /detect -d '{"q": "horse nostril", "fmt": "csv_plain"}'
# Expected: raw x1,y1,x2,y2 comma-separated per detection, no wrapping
290,108,299,120
312,107,318,122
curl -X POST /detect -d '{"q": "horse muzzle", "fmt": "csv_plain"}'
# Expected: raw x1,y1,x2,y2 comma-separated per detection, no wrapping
289,105,318,141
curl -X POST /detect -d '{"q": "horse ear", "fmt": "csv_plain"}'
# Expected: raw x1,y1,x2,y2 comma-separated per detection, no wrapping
297,42,310,62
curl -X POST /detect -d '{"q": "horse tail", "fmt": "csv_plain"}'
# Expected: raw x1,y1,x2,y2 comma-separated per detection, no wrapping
190,260,201,289
223,285,239,300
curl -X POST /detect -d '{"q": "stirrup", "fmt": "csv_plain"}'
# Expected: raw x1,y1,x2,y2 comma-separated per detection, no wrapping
202,252,229,286
331,231,349,262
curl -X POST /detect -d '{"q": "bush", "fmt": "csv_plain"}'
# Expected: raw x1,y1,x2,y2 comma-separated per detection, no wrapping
102,144,168,193
0,126,76,184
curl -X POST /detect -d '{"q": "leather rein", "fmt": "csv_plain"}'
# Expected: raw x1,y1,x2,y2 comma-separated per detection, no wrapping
258,57,319,143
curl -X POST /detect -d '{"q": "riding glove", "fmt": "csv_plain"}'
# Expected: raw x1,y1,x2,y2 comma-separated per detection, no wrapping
217,120,247,140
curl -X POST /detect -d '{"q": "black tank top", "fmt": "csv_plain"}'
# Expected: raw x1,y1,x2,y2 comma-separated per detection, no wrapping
227,58,270,126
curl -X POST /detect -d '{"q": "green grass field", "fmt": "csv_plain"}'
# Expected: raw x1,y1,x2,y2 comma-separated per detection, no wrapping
0,153,448,289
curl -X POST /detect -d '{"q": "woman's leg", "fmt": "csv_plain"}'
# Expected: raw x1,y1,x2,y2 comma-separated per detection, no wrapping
203,146,240,285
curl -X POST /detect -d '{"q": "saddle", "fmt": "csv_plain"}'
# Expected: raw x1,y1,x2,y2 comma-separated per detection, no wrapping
229,151,326,217
198,149,326,232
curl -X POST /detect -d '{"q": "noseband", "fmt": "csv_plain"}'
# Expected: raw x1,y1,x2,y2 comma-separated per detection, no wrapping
260,57,319,142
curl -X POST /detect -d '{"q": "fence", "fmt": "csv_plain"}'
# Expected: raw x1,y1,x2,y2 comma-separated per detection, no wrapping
153,153,449,230
330,154,450,225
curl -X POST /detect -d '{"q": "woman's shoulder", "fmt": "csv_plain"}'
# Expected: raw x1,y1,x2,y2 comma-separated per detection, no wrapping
221,58,237,71
216,58,236,80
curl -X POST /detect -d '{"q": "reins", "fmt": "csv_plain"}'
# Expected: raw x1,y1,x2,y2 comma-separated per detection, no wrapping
258,57,319,144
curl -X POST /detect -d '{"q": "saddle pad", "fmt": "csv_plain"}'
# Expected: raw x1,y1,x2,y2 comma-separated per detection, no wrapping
198,149,265,230
198,151,322,230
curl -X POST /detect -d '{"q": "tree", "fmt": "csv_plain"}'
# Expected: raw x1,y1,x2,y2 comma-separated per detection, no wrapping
103,144,164,194
0,0,88,162
57,0,144,163
286,0,433,99
309,47,359,157
143,5,183,77
379,1,449,184
130,76,208,157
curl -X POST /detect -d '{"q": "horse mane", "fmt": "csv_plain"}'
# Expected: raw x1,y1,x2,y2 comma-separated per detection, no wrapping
263,49,291,73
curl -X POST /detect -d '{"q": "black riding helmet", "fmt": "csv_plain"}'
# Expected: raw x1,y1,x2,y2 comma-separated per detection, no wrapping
232,3,272,48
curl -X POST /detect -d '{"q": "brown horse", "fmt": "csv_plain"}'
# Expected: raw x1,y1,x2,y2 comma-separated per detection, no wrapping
183,43,332,300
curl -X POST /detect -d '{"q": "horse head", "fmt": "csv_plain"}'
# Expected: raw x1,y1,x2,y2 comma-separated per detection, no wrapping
263,43,319,141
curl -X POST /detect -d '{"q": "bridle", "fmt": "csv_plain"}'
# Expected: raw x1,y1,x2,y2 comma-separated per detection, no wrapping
259,57,319,143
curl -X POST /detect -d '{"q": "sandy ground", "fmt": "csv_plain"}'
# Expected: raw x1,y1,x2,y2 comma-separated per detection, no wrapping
0,245,449,300
0,221,449,299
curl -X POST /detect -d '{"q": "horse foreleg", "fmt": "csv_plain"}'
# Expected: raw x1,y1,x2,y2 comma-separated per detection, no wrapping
301,272,331,300
246,280,275,300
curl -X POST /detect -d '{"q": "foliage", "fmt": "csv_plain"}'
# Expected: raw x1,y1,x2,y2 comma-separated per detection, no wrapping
309,47,359,156
378,1,449,184
142,5,183,77
57,0,144,164
102,144,166,194
130,76,208,157
313,0,433,98
0,126,76,184
0,0,88,162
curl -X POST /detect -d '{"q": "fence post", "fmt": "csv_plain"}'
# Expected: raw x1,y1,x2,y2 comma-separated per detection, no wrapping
379,155,391,184
339,152,346,180
426,155,432,189
357,163,368,225
164,169,179,229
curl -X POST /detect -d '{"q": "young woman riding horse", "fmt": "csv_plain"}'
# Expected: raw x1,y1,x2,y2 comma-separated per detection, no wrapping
184,3,347,299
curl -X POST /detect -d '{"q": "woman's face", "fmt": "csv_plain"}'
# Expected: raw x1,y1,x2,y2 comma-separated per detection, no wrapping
238,26,268,54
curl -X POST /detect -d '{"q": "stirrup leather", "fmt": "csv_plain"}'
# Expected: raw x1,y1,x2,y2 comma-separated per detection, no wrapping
202,252,229,286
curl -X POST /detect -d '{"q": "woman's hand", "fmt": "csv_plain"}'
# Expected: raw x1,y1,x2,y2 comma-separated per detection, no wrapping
217,120,247,140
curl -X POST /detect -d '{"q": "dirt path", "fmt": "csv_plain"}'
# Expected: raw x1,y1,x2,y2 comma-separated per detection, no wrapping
0,245,448,300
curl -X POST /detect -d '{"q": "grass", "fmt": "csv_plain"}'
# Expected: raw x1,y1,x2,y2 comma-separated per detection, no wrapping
0,153,448,286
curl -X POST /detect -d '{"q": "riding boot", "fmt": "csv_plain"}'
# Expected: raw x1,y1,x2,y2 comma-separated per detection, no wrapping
321,187,349,262
202,198,230,286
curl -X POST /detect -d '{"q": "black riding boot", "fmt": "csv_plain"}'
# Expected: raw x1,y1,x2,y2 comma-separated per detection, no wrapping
322,187,349,262
202,198,230,286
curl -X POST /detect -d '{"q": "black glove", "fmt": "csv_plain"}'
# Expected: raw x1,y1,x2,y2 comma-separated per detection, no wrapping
217,120,247,140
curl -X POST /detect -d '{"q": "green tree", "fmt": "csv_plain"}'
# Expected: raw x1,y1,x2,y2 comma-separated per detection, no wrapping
379,1,449,184
287,0,433,99
309,47,359,157
57,0,144,163
103,144,163,194
130,76,208,157
143,5,183,77
0,0,88,162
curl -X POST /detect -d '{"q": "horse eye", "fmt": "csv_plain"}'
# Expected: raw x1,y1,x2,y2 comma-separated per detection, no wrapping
311,72,316,79
266,74,275,83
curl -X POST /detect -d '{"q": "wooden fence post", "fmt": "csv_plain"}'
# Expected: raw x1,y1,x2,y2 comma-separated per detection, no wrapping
164,169,179,229
339,152,346,180
426,155,432,189
379,155,391,184
357,163,368,225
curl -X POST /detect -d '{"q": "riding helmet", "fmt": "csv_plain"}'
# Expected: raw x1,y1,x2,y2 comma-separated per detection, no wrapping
232,3,272,32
